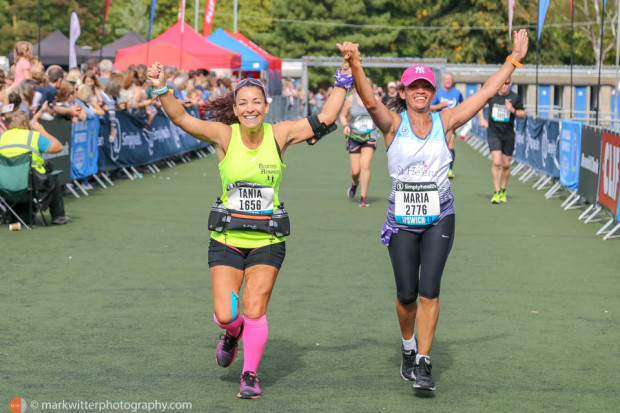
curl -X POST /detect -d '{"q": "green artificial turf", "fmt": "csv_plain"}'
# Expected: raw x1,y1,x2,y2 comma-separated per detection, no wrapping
1,131,618,412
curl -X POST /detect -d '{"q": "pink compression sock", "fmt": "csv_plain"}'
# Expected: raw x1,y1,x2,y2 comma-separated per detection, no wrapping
241,315,268,373
213,313,243,338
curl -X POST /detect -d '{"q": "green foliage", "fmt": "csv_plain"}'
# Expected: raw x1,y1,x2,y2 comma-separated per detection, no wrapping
0,0,103,55
0,0,616,87
107,0,160,40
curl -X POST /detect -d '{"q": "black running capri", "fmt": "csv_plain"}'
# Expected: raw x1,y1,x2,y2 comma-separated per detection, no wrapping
387,214,455,302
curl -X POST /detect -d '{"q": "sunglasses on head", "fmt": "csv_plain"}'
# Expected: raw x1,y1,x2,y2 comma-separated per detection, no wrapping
234,78,266,98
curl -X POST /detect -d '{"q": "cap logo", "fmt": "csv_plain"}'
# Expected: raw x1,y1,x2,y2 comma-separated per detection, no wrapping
415,66,425,73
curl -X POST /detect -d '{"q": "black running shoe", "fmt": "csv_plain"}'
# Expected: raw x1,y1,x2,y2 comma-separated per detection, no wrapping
347,182,358,199
400,345,416,381
413,357,436,391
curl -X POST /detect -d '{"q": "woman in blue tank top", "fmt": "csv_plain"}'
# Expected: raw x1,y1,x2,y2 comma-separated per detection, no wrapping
339,31,529,392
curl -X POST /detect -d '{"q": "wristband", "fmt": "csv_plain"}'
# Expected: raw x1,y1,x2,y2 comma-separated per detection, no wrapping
506,55,523,68
153,86,170,96
334,68,354,90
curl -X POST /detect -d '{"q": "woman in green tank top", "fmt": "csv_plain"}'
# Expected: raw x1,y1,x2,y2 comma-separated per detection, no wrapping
146,46,354,400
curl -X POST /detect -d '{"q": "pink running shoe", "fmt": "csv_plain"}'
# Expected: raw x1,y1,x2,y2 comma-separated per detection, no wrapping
215,325,243,368
237,371,261,399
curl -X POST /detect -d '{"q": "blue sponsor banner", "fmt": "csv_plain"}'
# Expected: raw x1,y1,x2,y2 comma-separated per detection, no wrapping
513,117,527,163
98,108,210,170
540,118,560,178
560,121,582,191
523,117,543,171
71,116,100,179
515,116,560,178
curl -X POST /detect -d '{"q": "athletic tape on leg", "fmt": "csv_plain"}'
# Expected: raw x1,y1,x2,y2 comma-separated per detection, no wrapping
231,291,239,322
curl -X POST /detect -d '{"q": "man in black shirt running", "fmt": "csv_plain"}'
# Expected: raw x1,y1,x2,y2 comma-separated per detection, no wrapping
478,78,525,203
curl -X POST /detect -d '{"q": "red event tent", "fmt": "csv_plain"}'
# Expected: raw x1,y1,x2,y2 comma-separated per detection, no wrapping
229,31,282,72
115,22,241,70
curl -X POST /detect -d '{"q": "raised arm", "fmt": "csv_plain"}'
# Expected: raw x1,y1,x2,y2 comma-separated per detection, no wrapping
338,42,400,139
273,53,351,149
146,62,230,148
339,95,353,135
31,118,62,153
442,29,529,132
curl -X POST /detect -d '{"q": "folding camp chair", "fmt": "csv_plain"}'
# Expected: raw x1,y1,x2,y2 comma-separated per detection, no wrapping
0,152,48,229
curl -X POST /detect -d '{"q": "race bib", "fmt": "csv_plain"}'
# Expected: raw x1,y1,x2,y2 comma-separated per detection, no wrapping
227,181,274,214
350,116,376,135
491,104,511,122
394,181,440,226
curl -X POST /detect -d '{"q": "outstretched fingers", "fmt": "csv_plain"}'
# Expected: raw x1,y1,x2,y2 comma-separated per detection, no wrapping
512,29,529,61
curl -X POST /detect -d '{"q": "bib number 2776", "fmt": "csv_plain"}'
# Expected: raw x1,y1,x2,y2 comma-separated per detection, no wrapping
394,181,440,226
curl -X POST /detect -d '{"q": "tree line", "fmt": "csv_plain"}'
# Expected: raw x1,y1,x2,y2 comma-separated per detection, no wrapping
0,0,617,86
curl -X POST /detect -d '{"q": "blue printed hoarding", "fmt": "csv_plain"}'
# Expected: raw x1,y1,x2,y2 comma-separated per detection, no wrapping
71,116,100,180
560,121,582,191
98,108,210,171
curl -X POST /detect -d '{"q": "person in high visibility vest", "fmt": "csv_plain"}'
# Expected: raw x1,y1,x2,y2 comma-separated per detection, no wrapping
0,110,71,225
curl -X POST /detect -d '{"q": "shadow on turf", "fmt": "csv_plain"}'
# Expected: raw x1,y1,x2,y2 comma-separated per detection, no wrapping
388,339,453,398
218,338,304,388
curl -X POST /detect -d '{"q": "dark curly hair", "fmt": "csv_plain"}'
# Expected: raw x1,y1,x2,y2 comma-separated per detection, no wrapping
203,92,237,125
204,84,267,125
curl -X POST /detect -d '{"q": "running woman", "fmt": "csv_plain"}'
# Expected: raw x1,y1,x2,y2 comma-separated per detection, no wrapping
339,84,380,207
147,50,353,400
339,30,529,391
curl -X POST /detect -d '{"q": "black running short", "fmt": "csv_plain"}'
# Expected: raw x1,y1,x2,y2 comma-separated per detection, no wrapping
208,239,286,270
387,214,455,302
346,138,377,154
487,133,515,156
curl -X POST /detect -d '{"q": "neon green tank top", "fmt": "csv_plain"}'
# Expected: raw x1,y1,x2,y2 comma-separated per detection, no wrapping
211,123,286,248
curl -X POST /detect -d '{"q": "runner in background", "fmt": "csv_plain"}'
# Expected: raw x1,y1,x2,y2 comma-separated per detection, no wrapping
478,77,525,204
430,73,463,179
340,84,380,207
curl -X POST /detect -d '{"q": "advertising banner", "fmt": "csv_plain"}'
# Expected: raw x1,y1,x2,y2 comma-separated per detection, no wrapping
71,116,100,179
540,118,560,178
560,121,582,191
513,116,527,163
598,131,620,217
578,126,603,204
98,108,209,170
524,116,544,171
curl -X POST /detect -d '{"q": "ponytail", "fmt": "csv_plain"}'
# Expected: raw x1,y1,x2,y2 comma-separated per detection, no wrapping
387,96,406,113
203,92,238,125
387,84,406,113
